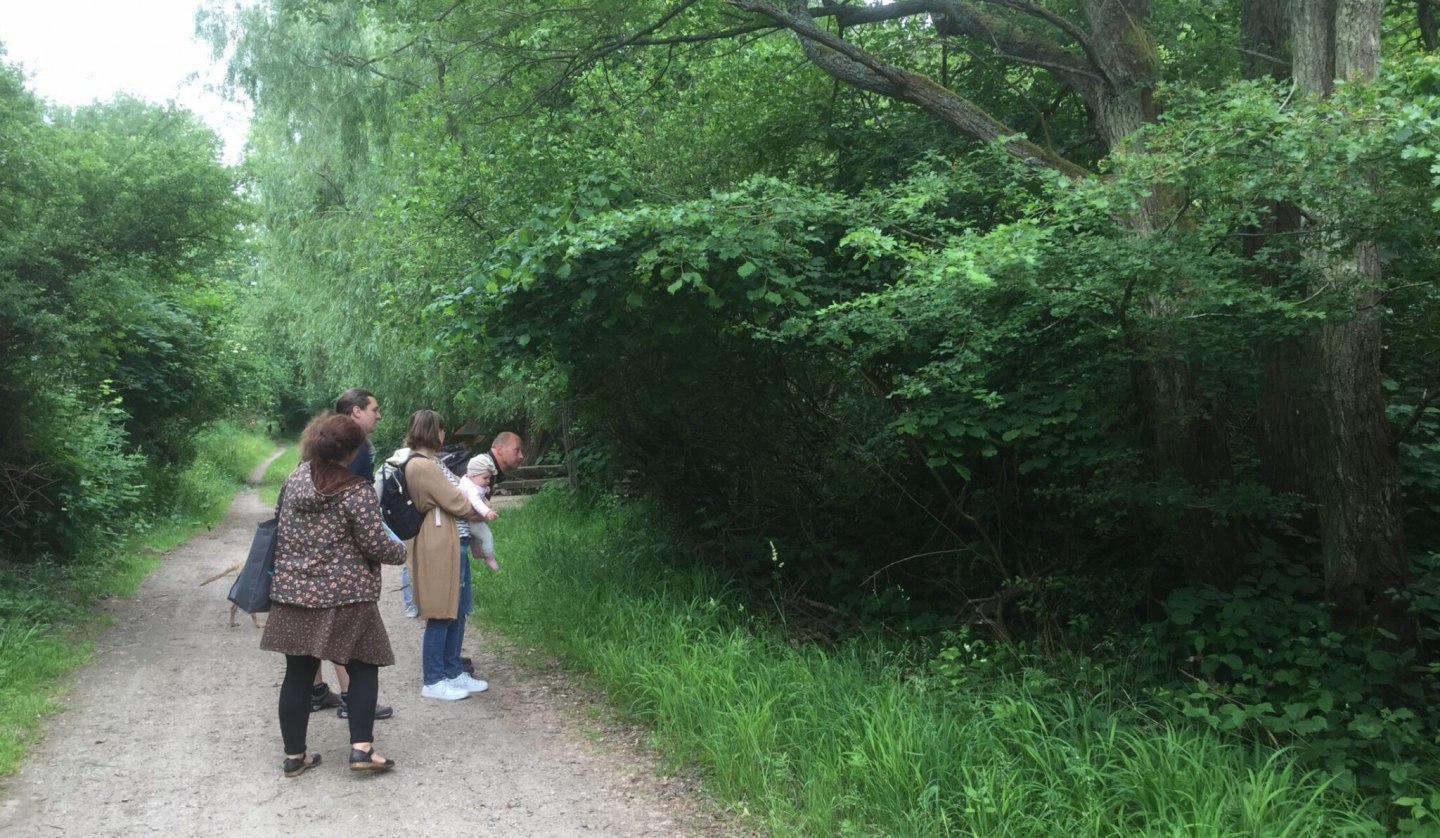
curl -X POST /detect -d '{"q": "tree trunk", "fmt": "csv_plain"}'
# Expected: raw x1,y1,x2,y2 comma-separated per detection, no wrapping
1292,0,1337,95
1242,0,1292,81
1142,360,1245,584
1291,0,1409,627
1421,0,1439,53
1085,5,1245,586
1309,251,1408,622
1256,330,1316,505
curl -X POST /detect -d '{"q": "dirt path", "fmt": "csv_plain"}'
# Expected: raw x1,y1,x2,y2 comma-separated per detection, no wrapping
0,452,733,837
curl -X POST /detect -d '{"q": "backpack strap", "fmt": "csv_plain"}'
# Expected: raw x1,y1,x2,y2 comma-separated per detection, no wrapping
273,477,289,518
400,451,426,477
400,452,429,508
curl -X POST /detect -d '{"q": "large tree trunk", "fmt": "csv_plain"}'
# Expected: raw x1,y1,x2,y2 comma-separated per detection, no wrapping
1142,361,1245,584
1256,325,1316,505
1239,1,1317,522
1421,0,1440,53
1084,0,1245,585
1309,253,1408,622
1242,0,1292,81
1291,0,1409,627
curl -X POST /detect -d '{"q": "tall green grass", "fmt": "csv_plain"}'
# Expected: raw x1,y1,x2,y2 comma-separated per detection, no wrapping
257,444,300,507
172,422,281,523
0,422,280,777
474,491,1385,836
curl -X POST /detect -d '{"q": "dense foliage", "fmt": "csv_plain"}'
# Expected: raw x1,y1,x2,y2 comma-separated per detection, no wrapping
204,0,1440,821
0,49,269,560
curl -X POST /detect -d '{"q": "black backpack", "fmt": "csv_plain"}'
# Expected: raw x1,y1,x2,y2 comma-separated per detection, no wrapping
437,443,474,475
378,453,425,540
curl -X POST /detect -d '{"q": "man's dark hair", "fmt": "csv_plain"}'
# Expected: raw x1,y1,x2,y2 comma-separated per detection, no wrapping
335,387,376,416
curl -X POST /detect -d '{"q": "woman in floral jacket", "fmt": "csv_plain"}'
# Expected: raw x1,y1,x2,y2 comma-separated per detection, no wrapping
260,412,408,777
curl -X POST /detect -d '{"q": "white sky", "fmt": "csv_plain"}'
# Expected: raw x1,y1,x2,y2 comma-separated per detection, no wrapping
0,0,251,164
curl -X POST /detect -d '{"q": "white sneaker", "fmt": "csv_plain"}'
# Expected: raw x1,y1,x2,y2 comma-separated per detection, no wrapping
447,673,489,693
404,604,419,619
421,680,470,701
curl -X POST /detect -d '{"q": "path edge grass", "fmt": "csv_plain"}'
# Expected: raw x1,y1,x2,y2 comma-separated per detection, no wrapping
473,490,1390,837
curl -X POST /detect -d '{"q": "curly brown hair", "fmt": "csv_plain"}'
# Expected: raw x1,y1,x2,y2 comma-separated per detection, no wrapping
301,412,366,464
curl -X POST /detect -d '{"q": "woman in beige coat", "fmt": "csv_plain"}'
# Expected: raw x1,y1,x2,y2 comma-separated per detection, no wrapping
401,410,491,701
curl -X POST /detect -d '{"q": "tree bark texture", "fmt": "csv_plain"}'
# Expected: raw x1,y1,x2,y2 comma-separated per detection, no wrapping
724,0,1159,178
1308,245,1408,621
1421,0,1439,53
1256,333,1316,504
1242,0,1291,80
1143,360,1245,585
1290,0,1409,626
1291,0,1337,96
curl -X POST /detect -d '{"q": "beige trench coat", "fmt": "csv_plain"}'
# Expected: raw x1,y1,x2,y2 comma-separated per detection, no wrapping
404,454,481,620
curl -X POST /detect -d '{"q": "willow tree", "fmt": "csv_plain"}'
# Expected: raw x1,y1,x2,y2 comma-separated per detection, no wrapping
201,1,468,427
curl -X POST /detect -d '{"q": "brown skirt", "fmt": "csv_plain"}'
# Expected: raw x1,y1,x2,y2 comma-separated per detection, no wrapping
259,601,395,666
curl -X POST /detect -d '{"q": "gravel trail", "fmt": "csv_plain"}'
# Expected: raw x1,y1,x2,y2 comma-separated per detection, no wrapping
0,452,733,837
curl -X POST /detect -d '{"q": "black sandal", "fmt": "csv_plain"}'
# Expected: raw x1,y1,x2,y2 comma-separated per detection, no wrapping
282,752,321,777
349,747,395,773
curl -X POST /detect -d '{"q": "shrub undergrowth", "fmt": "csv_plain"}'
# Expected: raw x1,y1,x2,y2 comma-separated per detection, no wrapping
475,490,1385,836
1140,543,1440,831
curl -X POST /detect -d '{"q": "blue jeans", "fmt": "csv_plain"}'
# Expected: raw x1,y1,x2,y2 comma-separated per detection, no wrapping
401,564,415,611
421,539,471,685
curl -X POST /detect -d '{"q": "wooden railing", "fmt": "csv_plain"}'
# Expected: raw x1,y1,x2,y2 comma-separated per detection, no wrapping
494,463,571,495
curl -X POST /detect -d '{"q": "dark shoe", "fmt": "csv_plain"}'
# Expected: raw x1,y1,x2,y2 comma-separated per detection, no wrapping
349,747,395,773
338,701,393,720
282,752,321,777
461,656,474,675
310,684,342,712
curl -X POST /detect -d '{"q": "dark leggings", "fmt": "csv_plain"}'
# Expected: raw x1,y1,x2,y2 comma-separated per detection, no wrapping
279,655,381,754
341,660,380,743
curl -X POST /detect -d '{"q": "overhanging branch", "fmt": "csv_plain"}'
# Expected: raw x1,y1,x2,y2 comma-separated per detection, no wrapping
726,0,1089,177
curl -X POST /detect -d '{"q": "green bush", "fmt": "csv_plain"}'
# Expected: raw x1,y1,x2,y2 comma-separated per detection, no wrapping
1144,544,1440,826
0,384,146,561
0,397,275,562
190,422,277,484
139,421,277,525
